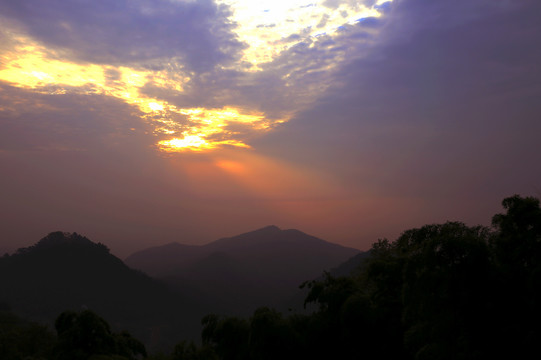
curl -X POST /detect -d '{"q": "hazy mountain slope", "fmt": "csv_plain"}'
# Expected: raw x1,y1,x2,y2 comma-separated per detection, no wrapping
0,232,204,351
0,229,364,350
126,225,359,276
122,242,207,277
328,251,371,277
125,226,361,315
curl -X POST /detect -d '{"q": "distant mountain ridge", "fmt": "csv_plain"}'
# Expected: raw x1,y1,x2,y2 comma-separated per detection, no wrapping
126,225,358,276
0,228,364,350
125,226,361,315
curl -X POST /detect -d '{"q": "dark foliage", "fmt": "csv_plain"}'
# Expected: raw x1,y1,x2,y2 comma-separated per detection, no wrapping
179,195,541,360
0,232,203,351
2,195,540,360
0,309,146,360
54,309,146,360
0,310,56,359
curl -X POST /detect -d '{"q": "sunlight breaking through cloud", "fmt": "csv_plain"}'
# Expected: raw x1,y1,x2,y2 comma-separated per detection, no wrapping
0,0,390,152
0,36,284,151
157,107,272,152
218,0,385,69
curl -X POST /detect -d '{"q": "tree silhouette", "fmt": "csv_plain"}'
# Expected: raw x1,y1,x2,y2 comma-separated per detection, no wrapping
3,194,540,360
490,195,541,358
54,309,146,360
248,307,300,360
396,222,493,359
0,310,55,360
171,340,217,360
201,314,249,360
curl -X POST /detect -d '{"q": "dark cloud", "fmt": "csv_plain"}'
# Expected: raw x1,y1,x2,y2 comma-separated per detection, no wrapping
375,1,392,13
278,33,302,44
0,0,245,73
0,82,151,152
104,68,122,82
254,0,541,233
139,12,385,121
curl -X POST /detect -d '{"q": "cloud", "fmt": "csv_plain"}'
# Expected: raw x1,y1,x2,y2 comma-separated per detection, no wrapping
317,14,330,28
2,0,539,254
255,0,541,217
0,0,391,152
0,82,152,152
323,0,377,10
143,11,387,129
0,0,244,72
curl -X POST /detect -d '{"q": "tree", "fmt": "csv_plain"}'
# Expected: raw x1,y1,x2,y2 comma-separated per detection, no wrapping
396,222,492,360
248,307,300,360
189,195,541,360
490,195,541,358
0,310,56,360
114,331,148,360
301,269,404,359
201,314,249,360
171,340,216,360
54,310,146,360
491,195,541,274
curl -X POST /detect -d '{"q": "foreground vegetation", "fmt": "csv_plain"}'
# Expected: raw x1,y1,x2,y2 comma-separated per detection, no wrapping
2,195,540,359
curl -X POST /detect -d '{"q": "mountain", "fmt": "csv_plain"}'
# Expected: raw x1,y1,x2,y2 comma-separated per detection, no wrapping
0,232,204,351
125,226,361,315
328,252,371,277
0,228,362,351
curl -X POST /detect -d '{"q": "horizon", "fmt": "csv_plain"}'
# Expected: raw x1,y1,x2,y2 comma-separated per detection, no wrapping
3,224,365,259
1,0,540,258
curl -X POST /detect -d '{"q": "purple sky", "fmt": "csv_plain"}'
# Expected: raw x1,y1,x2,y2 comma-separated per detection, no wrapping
1,0,540,257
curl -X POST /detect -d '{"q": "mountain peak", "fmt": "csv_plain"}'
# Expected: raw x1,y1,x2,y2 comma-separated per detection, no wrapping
37,231,91,246
14,231,109,256
254,225,281,233
208,225,337,251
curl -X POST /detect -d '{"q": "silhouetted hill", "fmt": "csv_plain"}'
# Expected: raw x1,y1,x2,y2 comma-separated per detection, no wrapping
125,226,360,315
328,251,371,277
0,232,204,351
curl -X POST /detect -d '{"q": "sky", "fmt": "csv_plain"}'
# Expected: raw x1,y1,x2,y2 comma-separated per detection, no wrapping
1,0,540,258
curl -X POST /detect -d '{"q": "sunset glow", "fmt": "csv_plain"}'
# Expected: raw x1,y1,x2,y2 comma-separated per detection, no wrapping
0,1,389,152
0,37,284,151
1,0,539,260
